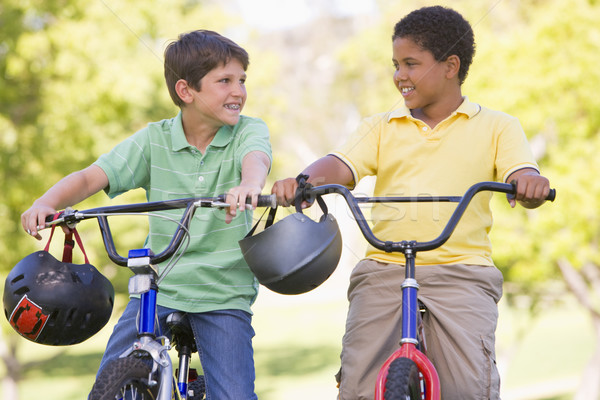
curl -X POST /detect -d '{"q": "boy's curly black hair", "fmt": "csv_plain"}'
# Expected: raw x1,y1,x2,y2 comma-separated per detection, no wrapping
393,6,475,85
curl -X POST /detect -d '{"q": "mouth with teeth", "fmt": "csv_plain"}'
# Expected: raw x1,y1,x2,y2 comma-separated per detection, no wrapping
400,86,415,97
225,103,241,110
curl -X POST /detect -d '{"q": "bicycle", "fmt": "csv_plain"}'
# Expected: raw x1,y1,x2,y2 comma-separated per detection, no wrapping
295,180,555,400
42,193,276,400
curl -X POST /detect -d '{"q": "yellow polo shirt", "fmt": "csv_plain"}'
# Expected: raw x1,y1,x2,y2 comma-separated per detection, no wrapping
331,98,538,266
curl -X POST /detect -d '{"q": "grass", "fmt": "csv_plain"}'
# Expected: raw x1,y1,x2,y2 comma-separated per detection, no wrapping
498,298,593,400
2,277,593,400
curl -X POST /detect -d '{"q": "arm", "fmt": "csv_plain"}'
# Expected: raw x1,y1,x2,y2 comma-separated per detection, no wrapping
21,165,109,239
224,150,271,223
271,154,353,207
506,167,550,209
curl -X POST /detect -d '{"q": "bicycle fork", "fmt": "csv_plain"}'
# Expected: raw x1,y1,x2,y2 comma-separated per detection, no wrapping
374,248,441,400
122,249,176,400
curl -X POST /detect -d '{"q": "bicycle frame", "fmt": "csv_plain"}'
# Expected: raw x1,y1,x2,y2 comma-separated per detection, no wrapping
373,245,440,400
121,248,176,399
300,181,555,400
46,194,276,400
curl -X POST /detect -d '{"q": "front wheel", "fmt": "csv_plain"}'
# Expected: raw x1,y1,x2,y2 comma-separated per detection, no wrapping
384,357,422,400
89,357,158,400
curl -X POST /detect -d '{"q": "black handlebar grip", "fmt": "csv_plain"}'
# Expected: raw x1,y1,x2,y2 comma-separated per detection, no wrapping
508,189,556,202
255,194,277,208
218,194,276,208
508,180,556,202
44,211,65,224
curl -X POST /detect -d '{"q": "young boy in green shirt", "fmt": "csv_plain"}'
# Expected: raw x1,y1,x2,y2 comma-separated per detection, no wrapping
272,6,550,400
22,30,271,399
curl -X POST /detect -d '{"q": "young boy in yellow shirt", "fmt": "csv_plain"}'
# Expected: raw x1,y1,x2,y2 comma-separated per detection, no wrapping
272,6,550,399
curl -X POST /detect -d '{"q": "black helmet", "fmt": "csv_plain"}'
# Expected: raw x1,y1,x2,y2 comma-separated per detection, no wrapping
3,251,114,346
239,196,342,295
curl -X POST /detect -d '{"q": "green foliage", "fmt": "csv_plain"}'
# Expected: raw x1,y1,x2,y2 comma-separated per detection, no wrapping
0,0,239,274
472,0,600,304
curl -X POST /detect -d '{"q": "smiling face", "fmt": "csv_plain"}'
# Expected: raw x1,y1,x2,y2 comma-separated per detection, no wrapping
392,37,449,111
186,58,247,129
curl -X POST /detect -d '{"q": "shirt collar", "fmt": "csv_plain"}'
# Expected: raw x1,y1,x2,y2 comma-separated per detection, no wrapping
210,125,235,148
387,96,481,122
171,112,190,151
170,112,236,151
454,97,481,118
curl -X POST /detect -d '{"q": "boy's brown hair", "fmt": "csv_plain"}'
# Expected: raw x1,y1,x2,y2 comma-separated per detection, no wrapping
164,30,249,107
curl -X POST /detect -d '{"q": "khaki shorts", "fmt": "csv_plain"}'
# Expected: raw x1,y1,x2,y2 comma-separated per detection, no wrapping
338,259,503,400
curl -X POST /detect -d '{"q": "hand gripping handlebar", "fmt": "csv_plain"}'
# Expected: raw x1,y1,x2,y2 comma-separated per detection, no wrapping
300,181,555,254
44,194,277,266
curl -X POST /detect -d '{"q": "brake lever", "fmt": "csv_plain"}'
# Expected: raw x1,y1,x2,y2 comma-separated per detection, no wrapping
44,207,79,229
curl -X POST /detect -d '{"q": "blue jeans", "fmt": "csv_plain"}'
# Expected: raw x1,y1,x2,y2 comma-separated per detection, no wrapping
95,298,257,400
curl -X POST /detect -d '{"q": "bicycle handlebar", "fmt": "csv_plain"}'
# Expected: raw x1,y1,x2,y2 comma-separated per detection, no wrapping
44,194,276,267
303,182,555,254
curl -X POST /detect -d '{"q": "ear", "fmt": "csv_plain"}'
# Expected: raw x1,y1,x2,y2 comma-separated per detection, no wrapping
174,79,195,105
444,55,461,80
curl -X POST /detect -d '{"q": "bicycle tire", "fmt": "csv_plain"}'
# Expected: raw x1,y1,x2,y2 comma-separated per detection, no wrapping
384,357,422,400
89,357,158,400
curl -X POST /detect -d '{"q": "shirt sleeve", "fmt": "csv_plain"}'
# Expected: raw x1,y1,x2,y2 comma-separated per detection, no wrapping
330,115,381,188
93,128,152,198
494,115,539,182
234,117,272,173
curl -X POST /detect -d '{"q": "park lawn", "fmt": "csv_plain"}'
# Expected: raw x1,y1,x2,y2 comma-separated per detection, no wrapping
4,290,591,400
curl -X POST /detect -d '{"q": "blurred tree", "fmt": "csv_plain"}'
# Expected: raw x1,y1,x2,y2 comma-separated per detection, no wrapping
0,1,249,398
471,1,600,397
0,1,91,396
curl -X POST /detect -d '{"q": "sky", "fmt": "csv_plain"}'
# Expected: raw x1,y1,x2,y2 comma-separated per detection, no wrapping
236,0,379,31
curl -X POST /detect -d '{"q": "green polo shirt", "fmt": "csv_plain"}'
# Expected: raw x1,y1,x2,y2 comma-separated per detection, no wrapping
94,112,272,313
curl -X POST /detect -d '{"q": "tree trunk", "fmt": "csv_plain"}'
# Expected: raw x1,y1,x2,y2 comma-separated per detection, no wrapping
574,319,600,400
0,329,21,400
558,258,600,400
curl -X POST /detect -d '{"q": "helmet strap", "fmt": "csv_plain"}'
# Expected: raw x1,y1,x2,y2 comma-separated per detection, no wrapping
293,174,329,215
244,205,278,238
294,173,312,212
315,195,329,215
294,192,328,216
243,173,329,240
44,214,90,264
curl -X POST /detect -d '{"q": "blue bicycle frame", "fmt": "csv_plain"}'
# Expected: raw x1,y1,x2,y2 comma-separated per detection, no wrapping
45,194,276,399
121,248,177,399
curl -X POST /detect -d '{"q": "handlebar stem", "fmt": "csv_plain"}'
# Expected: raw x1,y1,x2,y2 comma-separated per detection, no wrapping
97,202,197,266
